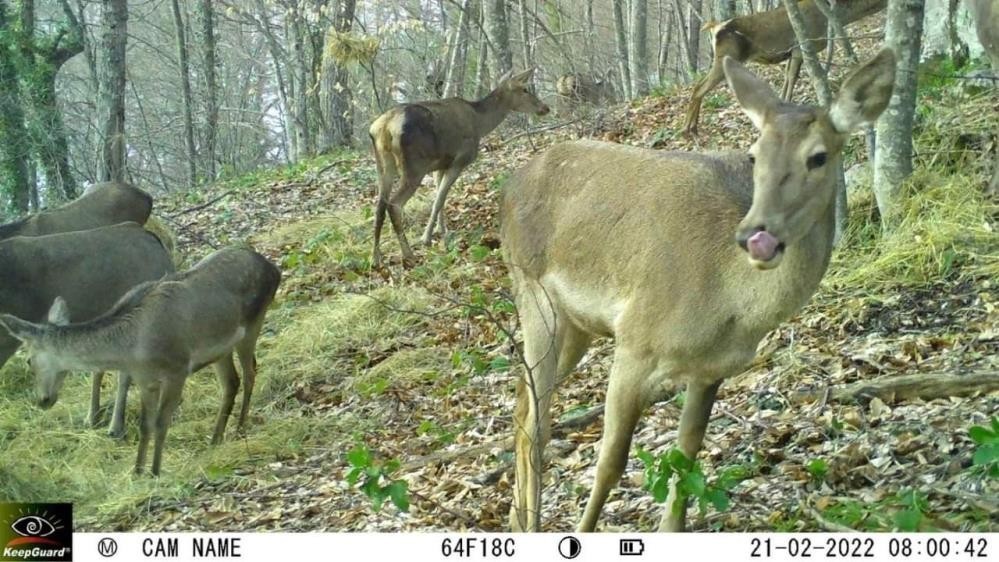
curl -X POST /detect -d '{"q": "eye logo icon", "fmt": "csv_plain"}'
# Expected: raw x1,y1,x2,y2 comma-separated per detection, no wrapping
11,516,58,540
7,514,62,546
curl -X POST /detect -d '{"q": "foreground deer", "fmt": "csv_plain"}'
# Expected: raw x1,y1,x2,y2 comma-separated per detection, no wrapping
369,68,550,268
0,223,174,436
684,0,886,135
0,247,281,475
502,50,895,531
0,182,153,240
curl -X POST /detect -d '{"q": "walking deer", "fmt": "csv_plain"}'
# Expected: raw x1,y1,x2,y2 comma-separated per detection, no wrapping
502,50,895,531
967,0,999,196
0,247,281,476
684,0,886,135
369,68,550,268
0,223,174,437
0,182,153,240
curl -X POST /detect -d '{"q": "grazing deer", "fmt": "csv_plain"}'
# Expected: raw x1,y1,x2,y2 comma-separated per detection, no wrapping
0,223,174,437
684,0,886,135
0,182,152,240
555,72,616,113
369,68,550,268
967,0,999,196
502,50,895,531
0,247,281,476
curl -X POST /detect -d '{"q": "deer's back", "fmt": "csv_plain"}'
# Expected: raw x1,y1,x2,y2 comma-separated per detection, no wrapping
0,222,173,324
371,99,481,170
0,182,152,240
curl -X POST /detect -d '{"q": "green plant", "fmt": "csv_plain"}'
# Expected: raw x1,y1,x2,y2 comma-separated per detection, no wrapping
969,417,999,479
806,458,829,483
636,447,750,518
894,489,929,531
345,444,410,513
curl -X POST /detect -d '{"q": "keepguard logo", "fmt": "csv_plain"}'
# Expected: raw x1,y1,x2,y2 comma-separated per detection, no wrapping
0,504,72,562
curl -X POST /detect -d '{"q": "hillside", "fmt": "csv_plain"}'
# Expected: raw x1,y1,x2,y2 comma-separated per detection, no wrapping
0,49,996,532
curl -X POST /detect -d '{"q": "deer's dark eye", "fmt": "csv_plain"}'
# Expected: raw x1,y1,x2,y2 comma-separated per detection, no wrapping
807,152,827,170
748,154,756,165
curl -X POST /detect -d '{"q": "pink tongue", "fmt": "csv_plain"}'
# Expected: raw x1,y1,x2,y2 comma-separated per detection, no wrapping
747,231,779,261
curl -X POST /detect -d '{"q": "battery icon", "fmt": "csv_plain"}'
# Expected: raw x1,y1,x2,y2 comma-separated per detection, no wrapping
620,539,645,556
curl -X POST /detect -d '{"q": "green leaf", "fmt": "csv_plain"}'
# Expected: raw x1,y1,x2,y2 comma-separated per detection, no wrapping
894,509,921,532
346,466,363,485
469,245,491,261
387,481,410,512
347,446,371,468
384,459,401,474
489,356,511,372
682,470,706,496
635,448,654,466
969,425,995,445
972,443,998,466
651,475,670,503
705,488,730,511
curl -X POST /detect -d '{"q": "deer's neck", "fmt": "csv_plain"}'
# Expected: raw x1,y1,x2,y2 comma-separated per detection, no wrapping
469,89,512,138
47,318,138,374
745,189,836,332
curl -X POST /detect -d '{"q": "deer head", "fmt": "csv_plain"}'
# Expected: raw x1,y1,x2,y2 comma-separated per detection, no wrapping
0,297,73,409
728,49,895,269
496,68,550,116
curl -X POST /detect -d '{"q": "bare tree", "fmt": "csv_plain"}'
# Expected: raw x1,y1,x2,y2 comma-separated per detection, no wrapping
172,0,197,186
201,0,218,180
485,0,513,78
630,0,650,96
613,0,632,98
874,0,926,221
98,0,128,183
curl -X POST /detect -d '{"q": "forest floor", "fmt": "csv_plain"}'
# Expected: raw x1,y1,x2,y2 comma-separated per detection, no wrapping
1,46,997,532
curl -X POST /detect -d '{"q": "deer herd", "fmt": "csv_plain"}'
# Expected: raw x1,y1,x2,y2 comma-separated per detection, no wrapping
2,0,992,532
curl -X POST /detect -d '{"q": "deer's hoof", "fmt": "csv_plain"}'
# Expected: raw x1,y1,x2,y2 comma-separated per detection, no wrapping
107,426,126,440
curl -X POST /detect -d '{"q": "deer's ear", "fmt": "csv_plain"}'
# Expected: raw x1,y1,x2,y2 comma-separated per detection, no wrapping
511,68,536,84
829,48,896,133
723,56,780,130
496,70,514,84
0,314,42,343
47,297,71,326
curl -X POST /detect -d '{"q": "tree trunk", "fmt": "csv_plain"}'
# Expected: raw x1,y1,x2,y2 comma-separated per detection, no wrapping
613,0,632,98
474,2,490,97
585,0,596,73
717,0,737,19
171,0,197,187
630,0,649,96
200,0,218,180
18,0,81,201
98,0,127,183
0,1,30,213
327,0,356,148
485,0,513,79
874,0,926,222
517,0,533,75
687,0,702,74
445,0,474,97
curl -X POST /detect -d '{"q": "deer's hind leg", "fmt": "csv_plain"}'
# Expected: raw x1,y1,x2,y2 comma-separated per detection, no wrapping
372,148,400,269
422,160,469,245
386,166,426,265
211,354,240,445
510,280,590,532
234,319,265,433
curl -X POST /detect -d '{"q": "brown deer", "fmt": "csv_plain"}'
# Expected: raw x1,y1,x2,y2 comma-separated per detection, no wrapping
966,0,999,196
502,50,895,531
369,68,550,268
555,72,617,113
0,247,281,476
0,182,153,240
684,0,886,135
0,223,174,437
